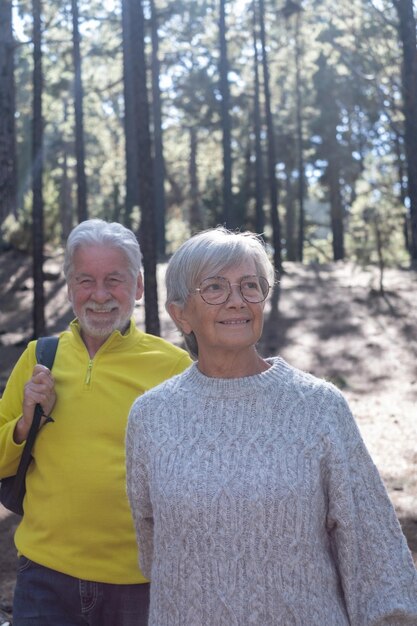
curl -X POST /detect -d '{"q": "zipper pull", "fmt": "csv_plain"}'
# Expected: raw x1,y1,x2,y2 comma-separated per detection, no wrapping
85,359,93,384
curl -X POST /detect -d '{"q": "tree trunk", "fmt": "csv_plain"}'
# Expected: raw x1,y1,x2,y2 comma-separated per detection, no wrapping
252,2,264,235
32,0,45,337
258,0,282,270
71,0,88,222
394,0,417,262
284,157,297,261
189,126,203,233
374,216,385,295
294,11,305,263
314,53,345,261
59,100,73,242
134,0,160,336
150,0,166,258
60,150,73,242
219,0,234,227
0,0,17,224
121,0,140,229
329,158,345,261
235,142,251,227
393,129,409,252
112,182,122,222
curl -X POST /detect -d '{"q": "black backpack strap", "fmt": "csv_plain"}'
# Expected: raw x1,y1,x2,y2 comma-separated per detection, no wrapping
9,336,59,504
35,335,59,370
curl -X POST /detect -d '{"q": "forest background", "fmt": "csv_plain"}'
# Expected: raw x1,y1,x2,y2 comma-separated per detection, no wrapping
1,0,417,339
0,0,417,621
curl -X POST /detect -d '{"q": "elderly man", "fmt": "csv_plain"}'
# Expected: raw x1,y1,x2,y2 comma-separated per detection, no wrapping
0,219,191,625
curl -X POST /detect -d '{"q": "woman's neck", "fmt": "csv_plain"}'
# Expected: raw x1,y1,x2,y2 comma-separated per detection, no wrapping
197,348,270,379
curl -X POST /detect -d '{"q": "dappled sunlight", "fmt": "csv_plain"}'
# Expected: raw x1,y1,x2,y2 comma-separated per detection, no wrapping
260,262,417,397
1,256,416,604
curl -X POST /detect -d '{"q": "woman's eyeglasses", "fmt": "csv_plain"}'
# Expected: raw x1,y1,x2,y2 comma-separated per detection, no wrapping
194,275,270,305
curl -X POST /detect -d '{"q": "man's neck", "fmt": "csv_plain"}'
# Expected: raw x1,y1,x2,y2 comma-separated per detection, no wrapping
81,332,110,358
80,320,131,358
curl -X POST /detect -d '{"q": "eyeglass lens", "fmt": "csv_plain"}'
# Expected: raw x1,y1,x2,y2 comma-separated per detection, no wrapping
198,276,269,304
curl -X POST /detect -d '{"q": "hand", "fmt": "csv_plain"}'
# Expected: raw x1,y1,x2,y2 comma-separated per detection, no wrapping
13,364,57,444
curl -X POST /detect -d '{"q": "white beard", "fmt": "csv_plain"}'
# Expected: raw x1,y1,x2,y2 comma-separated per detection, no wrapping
77,298,135,338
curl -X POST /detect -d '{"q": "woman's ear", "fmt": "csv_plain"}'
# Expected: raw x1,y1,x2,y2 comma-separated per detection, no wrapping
168,303,193,336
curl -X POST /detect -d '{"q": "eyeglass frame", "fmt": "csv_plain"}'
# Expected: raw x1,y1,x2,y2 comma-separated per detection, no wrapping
192,274,270,305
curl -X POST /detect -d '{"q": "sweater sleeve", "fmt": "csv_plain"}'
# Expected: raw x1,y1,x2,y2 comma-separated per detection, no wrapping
0,343,36,477
126,398,154,580
324,389,417,625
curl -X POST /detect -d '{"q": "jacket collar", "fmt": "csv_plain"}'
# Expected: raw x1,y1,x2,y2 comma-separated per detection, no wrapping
69,318,142,353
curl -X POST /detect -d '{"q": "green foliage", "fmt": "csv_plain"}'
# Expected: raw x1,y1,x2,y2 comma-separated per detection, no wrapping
6,0,412,266
1,210,32,252
165,213,191,254
346,153,408,267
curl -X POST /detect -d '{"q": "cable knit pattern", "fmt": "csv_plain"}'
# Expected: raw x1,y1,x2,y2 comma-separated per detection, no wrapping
126,357,417,625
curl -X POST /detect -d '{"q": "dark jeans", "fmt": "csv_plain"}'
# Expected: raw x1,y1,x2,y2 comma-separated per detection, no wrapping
13,556,149,626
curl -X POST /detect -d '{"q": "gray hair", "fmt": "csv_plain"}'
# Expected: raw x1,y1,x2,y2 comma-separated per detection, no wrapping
166,226,275,358
64,219,142,280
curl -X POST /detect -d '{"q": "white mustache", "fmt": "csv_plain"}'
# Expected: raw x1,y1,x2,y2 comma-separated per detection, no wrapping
86,302,118,313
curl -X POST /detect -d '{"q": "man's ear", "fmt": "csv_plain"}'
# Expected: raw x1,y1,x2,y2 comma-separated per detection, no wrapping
67,284,73,304
168,303,193,335
135,273,144,301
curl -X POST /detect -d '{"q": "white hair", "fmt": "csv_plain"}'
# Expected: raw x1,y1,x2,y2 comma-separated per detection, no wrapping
166,226,275,357
64,219,142,280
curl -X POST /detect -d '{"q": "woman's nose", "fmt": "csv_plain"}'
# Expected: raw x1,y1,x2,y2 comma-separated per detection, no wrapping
225,284,246,306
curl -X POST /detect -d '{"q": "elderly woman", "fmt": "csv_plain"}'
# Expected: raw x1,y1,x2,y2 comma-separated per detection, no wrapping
126,227,417,625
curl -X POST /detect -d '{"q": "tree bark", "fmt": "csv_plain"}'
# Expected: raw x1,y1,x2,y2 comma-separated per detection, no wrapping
329,157,345,261
71,0,88,222
394,0,417,262
284,153,297,262
258,0,282,270
189,126,203,233
0,0,17,224
219,0,234,227
59,101,73,242
314,53,345,261
133,0,160,336
150,0,167,258
121,0,140,229
32,0,46,337
294,11,305,262
393,129,409,252
252,2,264,235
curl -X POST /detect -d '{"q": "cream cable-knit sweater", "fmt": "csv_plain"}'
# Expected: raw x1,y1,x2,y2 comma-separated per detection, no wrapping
126,357,417,625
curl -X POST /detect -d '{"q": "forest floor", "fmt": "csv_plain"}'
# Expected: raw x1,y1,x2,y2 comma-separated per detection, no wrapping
1,248,417,622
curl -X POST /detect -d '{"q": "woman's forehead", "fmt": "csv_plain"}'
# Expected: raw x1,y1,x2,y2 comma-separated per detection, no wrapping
199,258,258,281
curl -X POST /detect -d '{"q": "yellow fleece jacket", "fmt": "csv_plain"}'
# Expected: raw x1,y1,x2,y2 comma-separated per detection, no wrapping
0,319,191,583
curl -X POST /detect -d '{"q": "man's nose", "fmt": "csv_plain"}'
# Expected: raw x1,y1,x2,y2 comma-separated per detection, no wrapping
91,283,111,301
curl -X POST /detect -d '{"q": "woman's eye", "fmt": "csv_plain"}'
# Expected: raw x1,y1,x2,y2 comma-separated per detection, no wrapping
207,283,222,291
242,281,259,290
